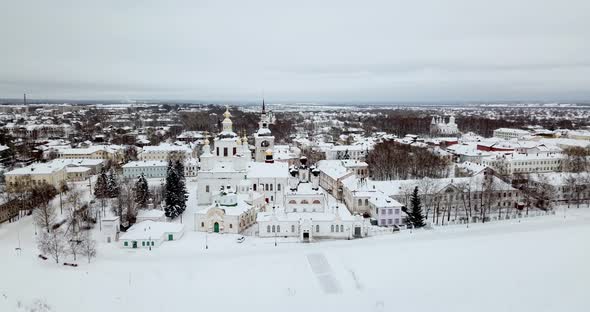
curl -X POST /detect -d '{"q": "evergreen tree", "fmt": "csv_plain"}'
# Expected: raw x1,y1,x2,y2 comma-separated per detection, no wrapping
174,159,187,214
94,170,108,199
164,159,181,218
409,186,426,228
134,173,150,209
107,170,120,198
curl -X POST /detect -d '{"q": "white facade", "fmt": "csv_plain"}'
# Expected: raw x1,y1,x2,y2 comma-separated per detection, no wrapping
257,160,369,242
481,153,563,174
122,158,199,179
195,185,265,234
138,143,195,161
102,216,120,243
120,221,184,249
324,145,368,160
493,128,530,140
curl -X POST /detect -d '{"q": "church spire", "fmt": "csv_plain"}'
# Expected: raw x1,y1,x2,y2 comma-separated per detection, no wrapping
262,98,266,114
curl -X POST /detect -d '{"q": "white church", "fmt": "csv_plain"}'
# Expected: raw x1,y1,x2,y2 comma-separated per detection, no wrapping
195,103,369,241
196,107,288,207
430,115,459,137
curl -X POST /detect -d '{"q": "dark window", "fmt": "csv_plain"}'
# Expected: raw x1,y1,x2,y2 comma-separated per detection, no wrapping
233,147,237,155
224,148,228,157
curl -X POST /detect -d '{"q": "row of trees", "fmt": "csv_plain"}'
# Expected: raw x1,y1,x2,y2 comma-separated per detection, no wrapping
367,141,451,180
396,174,527,226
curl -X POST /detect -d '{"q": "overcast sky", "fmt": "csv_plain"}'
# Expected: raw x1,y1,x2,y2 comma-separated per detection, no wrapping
1,0,589,102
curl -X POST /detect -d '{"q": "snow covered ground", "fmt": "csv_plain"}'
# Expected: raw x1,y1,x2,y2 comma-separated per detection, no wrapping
1,204,589,312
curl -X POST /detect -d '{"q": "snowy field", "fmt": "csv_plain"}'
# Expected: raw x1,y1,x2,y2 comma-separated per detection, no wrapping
1,207,589,312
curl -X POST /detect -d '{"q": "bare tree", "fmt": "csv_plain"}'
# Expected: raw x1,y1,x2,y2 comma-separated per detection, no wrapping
480,175,498,223
34,201,57,233
115,178,138,226
80,231,97,263
418,178,437,220
37,229,67,264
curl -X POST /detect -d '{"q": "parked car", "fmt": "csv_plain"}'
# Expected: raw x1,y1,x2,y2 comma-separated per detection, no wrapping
236,236,245,243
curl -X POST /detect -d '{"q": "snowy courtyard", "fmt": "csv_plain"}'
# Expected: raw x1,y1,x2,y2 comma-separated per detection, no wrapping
1,207,589,312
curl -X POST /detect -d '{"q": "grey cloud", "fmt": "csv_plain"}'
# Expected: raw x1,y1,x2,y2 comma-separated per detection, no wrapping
1,0,589,102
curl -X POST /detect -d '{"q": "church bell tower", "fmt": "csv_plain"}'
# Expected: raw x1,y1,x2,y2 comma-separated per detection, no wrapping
254,99,275,162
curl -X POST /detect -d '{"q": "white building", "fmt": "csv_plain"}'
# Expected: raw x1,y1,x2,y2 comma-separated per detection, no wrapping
493,128,530,140
324,145,369,160
120,220,184,249
195,184,265,234
122,158,199,179
368,193,404,227
102,216,120,243
257,160,369,242
481,152,564,174
139,143,195,161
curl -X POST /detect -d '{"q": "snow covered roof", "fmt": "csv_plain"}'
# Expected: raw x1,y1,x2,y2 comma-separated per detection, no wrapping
141,143,192,153
123,160,168,168
367,193,403,208
5,162,65,175
317,160,352,180
65,166,91,173
247,162,289,178
137,209,165,219
119,221,184,240
50,158,104,167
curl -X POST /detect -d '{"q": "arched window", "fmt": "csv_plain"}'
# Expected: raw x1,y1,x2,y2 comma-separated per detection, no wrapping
253,184,257,191
316,225,320,232
229,224,233,229
312,200,321,204
270,184,273,191
340,225,344,232
278,184,281,191
335,225,339,232
201,222,204,227
277,225,280,232
291,225,295,232
265,184,269,191
301,200,309,204
205,185,210,192
267,225,271,233
331,225,334,232
289,200,297,204
364,199,368,206
272,225,276,232
358,199,362,206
